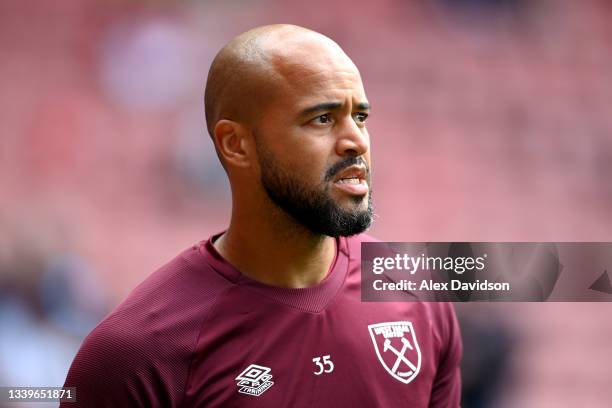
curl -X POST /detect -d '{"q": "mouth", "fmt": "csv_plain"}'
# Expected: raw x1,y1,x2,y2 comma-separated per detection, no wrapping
332,165,369,196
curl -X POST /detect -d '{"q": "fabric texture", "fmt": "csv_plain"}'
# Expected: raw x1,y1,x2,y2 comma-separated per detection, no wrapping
62,233,461,407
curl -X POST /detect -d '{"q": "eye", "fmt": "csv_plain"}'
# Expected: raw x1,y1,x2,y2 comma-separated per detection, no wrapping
353,112,369,124
313,113,332,124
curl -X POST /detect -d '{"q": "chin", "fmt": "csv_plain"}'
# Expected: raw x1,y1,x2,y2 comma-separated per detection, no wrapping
338,196,369,211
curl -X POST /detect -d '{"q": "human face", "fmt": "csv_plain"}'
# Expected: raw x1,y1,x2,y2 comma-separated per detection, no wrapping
256,138,372,237
253,42,373,236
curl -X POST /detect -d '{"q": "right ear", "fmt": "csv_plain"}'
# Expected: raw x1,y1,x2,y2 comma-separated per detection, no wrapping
213,119,254,168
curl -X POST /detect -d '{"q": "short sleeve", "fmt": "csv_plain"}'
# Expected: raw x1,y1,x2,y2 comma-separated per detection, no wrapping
428,302,463,408
61,318,174,408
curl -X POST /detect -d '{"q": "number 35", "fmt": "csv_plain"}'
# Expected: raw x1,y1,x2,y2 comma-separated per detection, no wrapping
312,355,334,375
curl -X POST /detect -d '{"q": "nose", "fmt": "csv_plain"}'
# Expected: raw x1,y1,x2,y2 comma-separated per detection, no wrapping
335,117,369,157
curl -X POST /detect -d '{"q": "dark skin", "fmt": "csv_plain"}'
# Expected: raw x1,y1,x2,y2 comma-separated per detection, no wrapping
206,25,372,288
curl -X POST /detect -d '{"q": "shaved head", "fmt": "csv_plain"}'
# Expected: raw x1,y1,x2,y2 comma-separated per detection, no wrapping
204,24,372,237
204,24,355,138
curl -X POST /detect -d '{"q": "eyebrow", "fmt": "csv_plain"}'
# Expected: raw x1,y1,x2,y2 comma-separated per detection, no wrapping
300,101,371,116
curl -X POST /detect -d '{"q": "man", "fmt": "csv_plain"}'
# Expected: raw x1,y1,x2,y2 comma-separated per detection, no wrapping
62,24,462,407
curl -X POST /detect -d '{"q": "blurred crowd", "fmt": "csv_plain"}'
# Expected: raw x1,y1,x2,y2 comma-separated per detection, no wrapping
1,0,611,406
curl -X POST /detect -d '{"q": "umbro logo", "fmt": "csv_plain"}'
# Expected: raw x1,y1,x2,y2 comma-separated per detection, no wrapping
235,364,274,396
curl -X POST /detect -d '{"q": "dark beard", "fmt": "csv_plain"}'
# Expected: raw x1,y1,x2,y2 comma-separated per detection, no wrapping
256,143,373,238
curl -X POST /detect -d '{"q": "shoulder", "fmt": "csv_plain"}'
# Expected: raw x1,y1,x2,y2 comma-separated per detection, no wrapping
425,302,463,375
63,244,234,407
98,243,233,349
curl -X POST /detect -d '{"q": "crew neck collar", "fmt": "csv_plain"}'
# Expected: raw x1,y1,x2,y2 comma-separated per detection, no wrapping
199,232,350,313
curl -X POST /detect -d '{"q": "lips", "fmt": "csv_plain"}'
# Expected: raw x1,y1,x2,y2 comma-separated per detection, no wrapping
332,165,369,196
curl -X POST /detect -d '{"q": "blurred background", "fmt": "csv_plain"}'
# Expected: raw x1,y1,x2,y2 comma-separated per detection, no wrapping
1,0,611,406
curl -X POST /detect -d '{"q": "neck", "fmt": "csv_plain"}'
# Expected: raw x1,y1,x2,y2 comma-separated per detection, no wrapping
214,203,337,288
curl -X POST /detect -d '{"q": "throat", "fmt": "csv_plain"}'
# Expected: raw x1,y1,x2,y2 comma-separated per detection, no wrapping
214,229,337,289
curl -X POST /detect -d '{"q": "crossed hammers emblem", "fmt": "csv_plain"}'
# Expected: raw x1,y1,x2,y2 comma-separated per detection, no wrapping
383,337,417,376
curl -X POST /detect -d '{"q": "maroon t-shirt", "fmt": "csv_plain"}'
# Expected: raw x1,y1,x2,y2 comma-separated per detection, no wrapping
62,233,462,407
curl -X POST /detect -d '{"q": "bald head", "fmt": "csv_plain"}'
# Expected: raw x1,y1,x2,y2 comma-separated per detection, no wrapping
203,25,372,237
204,24,356,138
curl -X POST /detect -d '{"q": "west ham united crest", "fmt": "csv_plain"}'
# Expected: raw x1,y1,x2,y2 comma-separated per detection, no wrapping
368,321,422,384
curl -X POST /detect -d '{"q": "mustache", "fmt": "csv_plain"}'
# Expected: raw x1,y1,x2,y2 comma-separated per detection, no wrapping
324,156,370,182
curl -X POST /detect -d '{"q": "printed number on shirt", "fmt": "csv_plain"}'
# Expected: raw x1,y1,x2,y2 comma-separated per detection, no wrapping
312,355,334,375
